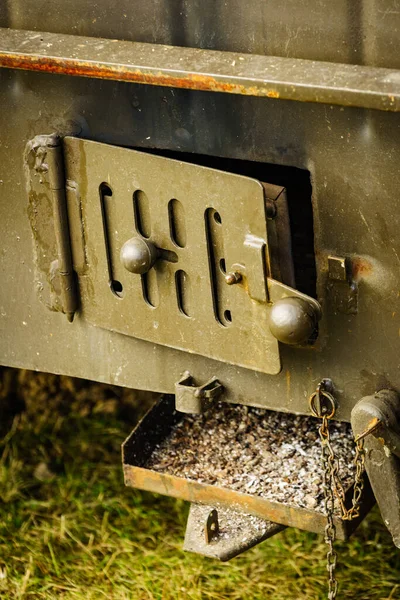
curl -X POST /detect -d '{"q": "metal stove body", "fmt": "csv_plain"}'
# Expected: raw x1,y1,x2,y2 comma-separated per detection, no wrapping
1,0,400,554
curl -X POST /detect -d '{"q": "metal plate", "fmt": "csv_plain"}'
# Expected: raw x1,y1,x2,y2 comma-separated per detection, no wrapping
64,137,281,374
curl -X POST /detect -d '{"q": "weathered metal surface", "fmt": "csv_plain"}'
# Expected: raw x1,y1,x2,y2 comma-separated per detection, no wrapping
1,28,400,112
1,0,398,557
124,465,372,539
122,396,375,538
64,137,278,372
327,256,358,315
351,390,400,547
2,44,400,420
61,136,320,373
183,503,286,561
2,0,399,70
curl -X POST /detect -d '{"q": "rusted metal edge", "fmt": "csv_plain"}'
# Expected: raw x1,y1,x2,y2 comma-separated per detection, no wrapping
123,464,375,540
0,27,400,111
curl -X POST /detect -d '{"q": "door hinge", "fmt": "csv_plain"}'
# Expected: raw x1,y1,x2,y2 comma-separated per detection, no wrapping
26,134,78,322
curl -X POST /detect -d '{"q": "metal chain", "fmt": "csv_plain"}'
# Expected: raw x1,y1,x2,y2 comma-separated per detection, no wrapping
320,419,338,600
309,380,367,600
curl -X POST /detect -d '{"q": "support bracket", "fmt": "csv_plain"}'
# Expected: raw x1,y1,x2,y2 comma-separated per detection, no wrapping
183,503,286,561
175,372,223,414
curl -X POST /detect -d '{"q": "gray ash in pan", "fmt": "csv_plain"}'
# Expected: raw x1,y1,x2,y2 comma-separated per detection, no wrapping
146,402,356,514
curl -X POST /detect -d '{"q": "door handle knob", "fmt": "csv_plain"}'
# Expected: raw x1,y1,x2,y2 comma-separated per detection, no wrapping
120,237,159,275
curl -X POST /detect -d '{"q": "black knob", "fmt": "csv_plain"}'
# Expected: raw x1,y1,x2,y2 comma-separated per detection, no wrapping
120,237,159,274
269,297,319,345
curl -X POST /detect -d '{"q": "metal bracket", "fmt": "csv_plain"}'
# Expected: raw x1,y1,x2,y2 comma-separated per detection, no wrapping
351,389,400,547
205,509,220,543
175,372,223,414
327,255,358,315
183,503,286,561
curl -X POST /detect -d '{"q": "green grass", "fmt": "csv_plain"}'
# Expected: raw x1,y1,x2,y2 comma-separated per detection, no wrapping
0,369,399,599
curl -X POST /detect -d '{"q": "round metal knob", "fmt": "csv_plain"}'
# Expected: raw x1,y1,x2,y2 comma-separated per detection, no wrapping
269,297,319,345
120,237,159,274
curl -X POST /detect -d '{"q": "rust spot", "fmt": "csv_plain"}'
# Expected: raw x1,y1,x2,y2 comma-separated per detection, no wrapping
351,256,373,280
267,90,280,98
355,416,382,442
124,464,350,537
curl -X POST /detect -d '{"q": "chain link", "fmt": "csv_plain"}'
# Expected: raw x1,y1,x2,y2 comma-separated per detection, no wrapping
320,422,338,599
309,380,366,600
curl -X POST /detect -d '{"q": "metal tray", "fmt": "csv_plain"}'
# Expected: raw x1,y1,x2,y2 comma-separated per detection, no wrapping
122,396,375,539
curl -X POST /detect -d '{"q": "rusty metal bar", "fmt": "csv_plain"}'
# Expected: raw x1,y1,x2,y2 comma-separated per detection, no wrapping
0,27,400,112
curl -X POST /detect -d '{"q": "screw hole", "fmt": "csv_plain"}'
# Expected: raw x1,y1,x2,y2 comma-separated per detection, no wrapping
213,211,222,224
219,258,226,273
224,309,232,323
111,280,124,298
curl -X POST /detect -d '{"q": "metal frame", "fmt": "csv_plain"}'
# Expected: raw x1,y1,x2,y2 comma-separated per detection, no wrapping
0,27,399,111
